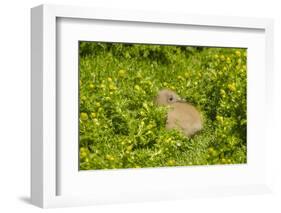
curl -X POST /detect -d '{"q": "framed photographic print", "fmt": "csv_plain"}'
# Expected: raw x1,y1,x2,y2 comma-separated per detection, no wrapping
31,4,274,208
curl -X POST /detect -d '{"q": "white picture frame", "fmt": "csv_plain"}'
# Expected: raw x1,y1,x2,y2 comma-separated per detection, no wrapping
31,4,274,208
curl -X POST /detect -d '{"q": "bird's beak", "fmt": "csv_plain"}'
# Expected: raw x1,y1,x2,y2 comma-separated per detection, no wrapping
177,99,186,103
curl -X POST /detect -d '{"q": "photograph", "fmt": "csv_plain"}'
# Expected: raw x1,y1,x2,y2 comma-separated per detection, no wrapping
78,41,247,170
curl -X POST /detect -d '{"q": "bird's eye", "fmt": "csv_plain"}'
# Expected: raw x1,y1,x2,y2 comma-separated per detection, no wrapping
169,97,174,102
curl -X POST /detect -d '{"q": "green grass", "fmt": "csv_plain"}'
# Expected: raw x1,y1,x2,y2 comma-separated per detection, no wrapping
79,42,247,170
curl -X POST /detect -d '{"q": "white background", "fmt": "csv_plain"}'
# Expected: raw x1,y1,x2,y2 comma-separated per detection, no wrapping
57,18,267,198
0,0,280,212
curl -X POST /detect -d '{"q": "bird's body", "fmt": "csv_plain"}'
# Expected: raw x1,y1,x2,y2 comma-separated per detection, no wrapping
166,102,202,137
155,89,203,137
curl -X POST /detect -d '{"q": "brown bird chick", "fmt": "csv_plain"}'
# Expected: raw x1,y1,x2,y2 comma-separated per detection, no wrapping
155,89,203,137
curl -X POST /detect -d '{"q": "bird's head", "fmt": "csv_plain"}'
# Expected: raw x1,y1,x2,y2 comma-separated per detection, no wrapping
154,89,183,106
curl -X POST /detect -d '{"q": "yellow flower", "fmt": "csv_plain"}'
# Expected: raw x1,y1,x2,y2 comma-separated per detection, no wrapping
177,75,184,81
235,50,241,57
107,77,112,82
146,124,154,129
139,110,146,116
142,102,148,109
220,55,225,61
134,85,141,91
167,160,176,166
80,151,87,158
109,84,117,91
220,89,226,96
89,84,94,89
216,115,223,122
80,147,89,158
81,96,87,101
146,130,153,135
80,112,88,121
126,145,133,151
80,147,88,152
100,84,106,89
93,118,100,126
118,69,126,77
91,112,96,118
208,147,214,153
214,54,219,59
226,57,231,64
228,83,236,92
95,102,101,107
146,81,152,86
106,154,115,161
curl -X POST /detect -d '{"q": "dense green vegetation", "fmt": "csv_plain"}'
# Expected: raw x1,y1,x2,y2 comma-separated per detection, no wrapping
79,42,247,170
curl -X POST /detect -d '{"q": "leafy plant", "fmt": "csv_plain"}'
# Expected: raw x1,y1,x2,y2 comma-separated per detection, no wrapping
79,42,247,170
